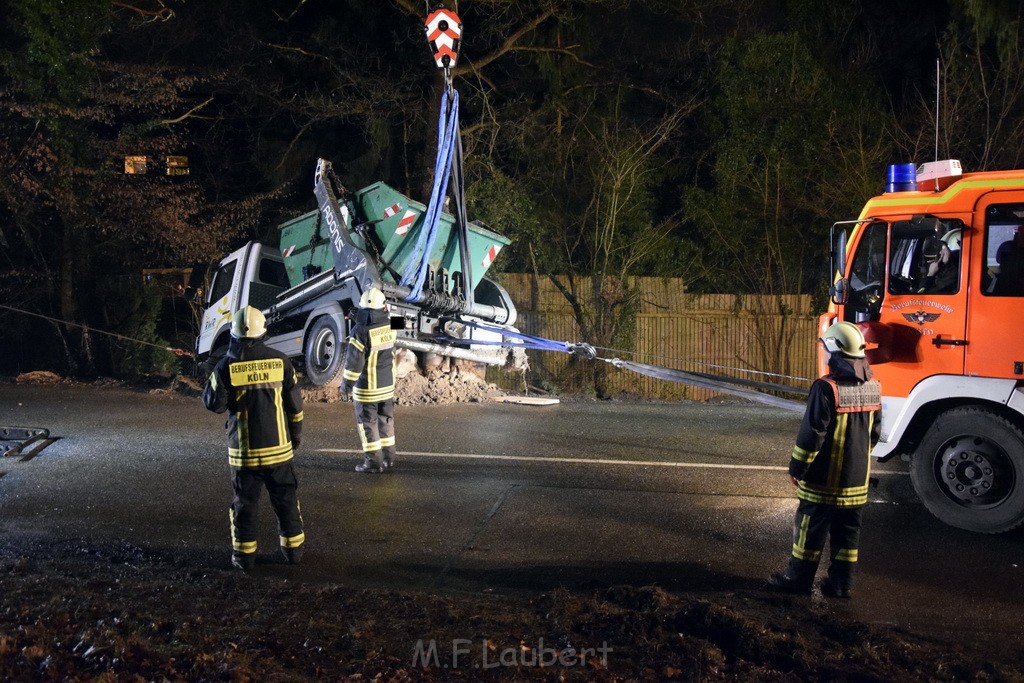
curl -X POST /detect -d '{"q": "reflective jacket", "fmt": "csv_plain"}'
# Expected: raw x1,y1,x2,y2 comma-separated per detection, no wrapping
203,338,304,468
342,307,396,403
789,355,881,507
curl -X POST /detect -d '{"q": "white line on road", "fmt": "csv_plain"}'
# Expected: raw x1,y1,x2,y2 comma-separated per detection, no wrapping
316,448,907,475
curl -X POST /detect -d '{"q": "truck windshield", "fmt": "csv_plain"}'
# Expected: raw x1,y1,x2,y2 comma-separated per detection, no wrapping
846,221,887,319
209,261,236,305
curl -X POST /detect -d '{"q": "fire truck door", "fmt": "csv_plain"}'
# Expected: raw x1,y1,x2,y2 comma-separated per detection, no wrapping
877,216,969,396
966,195,1024,379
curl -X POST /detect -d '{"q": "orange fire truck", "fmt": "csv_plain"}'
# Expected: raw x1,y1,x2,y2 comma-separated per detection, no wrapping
824,159,1024,533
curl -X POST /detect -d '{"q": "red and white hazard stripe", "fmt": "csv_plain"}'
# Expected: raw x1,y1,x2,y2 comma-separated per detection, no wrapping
382,203,401,220
282,245,296,258
395,210,417,236
481,244,501,268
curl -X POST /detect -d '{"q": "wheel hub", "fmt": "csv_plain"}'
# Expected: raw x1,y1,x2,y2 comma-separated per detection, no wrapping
313,330,336,370
939,437,1011,506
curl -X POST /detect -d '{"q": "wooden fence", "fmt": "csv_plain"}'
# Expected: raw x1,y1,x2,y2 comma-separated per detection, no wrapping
488,273,821,400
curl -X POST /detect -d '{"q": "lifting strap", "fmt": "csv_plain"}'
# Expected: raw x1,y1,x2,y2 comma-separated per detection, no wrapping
405,6,470,304
438,318,809,413
599,358,806,413
401,88,460,301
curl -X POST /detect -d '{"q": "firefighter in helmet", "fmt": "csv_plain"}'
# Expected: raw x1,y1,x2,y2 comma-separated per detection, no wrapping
202,306,305,570
340,287,398,473
768,321,881,598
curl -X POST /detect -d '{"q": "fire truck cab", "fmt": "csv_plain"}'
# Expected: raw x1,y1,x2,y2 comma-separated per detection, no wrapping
824,160,1024,533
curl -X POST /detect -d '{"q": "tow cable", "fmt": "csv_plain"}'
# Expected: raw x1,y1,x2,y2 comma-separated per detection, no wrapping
0,304,194,358
438,318,810,413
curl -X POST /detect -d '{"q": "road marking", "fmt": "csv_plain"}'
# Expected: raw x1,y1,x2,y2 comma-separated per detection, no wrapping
317,448,907,475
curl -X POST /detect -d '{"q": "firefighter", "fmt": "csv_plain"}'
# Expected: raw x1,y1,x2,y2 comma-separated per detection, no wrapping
768,321,881,598
202,306,305,570
340,287,398,473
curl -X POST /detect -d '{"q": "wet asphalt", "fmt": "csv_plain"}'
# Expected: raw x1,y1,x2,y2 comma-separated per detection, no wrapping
1,380,1023,652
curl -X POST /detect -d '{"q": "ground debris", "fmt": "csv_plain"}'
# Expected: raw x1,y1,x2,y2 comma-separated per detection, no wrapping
0,540,1020,681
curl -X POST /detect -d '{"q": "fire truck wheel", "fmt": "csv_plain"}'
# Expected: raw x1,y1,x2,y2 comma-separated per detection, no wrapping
304,316,344,386
911,407,1024,534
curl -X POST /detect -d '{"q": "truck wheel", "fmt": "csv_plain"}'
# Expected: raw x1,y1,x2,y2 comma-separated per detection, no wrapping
910,407,1024,533
304,316,344,386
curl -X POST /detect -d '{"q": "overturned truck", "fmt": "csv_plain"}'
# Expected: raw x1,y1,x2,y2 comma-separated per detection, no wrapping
195,160,525,384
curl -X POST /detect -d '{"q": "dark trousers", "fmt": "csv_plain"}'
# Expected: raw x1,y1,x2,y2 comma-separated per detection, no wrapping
354,398,396,466
230,461,304,555
786,499,863,589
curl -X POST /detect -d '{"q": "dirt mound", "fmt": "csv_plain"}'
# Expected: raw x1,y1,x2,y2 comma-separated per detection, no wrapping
395,365,504,405
149,374,204,398
299,350,506,405
299,369,504,405
15,371,63,384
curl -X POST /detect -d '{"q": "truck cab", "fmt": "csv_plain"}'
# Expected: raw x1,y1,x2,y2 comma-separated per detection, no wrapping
197,242,333,363
825,161,1024,532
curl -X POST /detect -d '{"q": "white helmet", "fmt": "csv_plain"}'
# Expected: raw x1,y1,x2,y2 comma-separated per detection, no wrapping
820,321,866,358
941,229,962,252
359,287,386,310
231,306,267,339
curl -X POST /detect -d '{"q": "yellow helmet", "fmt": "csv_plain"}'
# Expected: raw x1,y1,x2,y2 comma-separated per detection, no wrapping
358,287,386,310
231,305,267,339
820,321,865,358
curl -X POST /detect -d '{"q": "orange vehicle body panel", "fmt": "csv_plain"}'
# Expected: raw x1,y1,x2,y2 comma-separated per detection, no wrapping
823,171,1024,399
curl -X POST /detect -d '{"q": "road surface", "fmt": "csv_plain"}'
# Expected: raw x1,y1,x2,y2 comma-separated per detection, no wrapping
2,380,1022,651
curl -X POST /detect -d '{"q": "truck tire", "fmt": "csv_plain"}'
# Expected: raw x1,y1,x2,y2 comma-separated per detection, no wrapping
910,407,1024,533
304,316,344,386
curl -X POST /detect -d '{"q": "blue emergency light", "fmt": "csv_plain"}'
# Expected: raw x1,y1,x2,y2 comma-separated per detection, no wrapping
885,163,917,192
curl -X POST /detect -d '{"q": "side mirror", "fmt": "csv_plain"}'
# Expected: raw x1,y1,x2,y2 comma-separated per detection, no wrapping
828,223,850,305
834,226,848,276
829,278,848,305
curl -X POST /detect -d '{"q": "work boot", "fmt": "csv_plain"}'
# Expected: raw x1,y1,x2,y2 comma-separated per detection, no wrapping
355,457,382,473
820,579,851,599
382,455,394,471
231,553,256,571
280,546,304,565
767,571,813,595
824,562,854,599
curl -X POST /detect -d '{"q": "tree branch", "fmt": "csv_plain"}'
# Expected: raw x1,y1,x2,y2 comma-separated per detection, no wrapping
111,0,175,22
158,97,214,126
453,9,557,77
392,0,422,18
273,0,309,22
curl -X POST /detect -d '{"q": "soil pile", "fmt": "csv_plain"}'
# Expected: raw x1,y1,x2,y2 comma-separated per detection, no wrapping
394,365,504,405
300,350,506,405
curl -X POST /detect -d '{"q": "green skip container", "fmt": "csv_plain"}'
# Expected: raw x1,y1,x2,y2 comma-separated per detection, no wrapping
277,181,509,293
